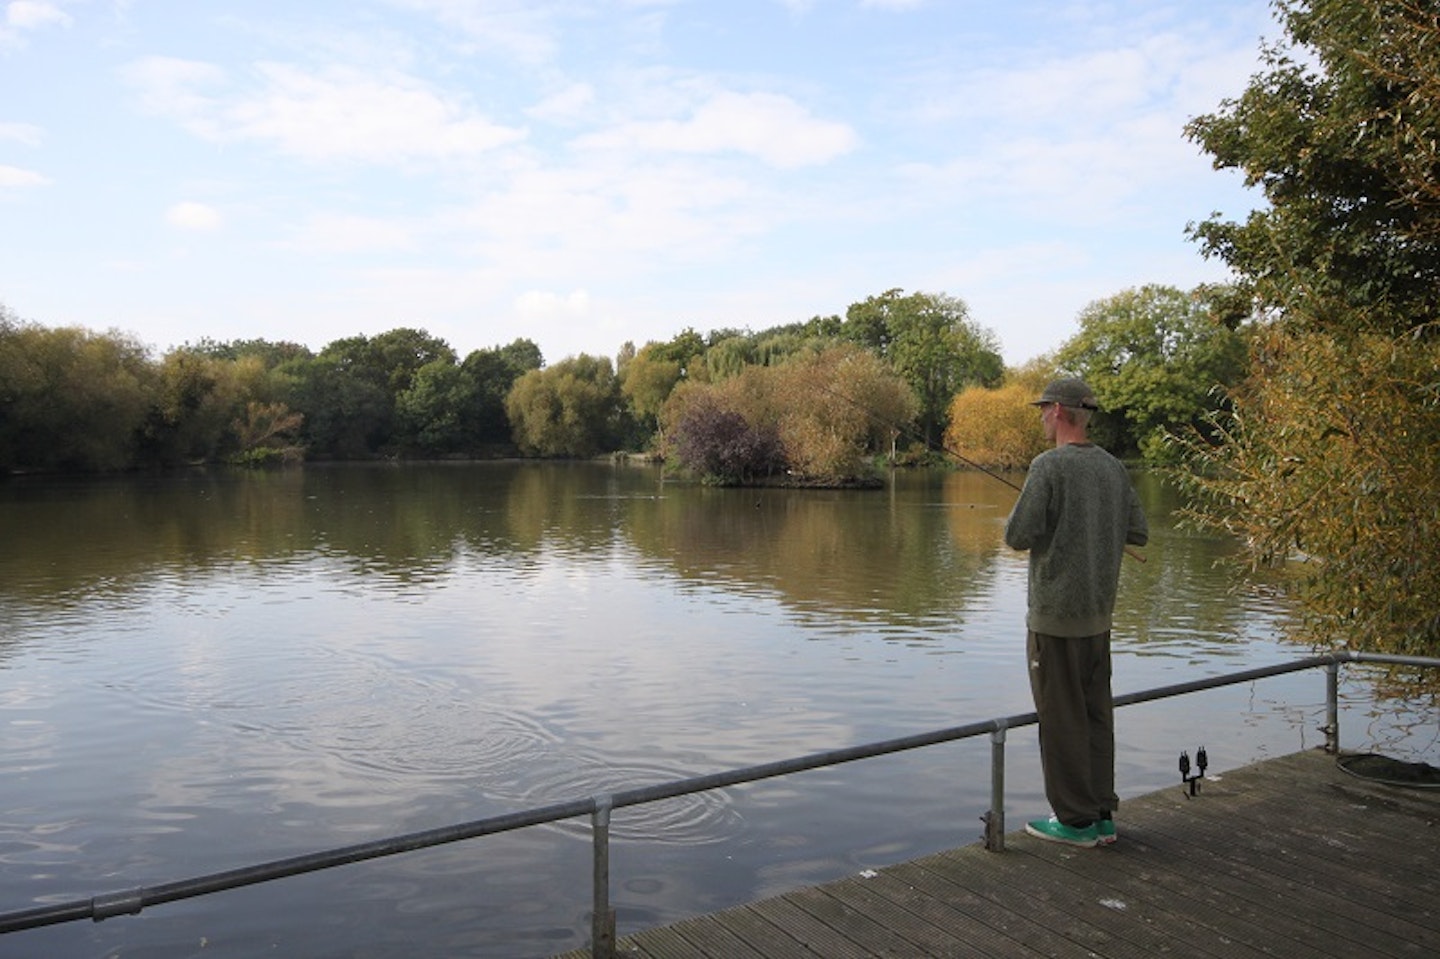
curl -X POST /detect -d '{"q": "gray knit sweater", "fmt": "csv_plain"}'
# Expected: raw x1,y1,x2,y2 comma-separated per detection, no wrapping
1003,443,1149,637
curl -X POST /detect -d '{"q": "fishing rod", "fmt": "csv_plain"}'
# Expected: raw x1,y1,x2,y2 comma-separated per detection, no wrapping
818,382,1145,563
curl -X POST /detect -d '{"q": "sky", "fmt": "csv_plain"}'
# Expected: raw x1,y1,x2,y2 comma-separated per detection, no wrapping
1,0,1280,367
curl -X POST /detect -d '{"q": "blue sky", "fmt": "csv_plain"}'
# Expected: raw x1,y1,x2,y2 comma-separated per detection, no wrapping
2,0,1277,366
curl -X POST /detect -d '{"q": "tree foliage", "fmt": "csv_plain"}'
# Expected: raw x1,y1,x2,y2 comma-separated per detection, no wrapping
1185,0,1440,333
661,344,917,485
460,339,543,449
1179,0,1440,654
669,388,785,485
505,354,622,458
842,289,1003,445
1055,284,1250,462
231,401,305,466
1179,323,1440,653
619,344,684,436
945,380,1050,471
0,317,153,472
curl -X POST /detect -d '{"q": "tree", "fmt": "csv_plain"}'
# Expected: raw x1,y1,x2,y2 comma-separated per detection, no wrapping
669,388,785,485
945,381,1050,471
1180,322,1440,654
281,351,392,458
773,346,918,480
1185,0,1440,334
282,328,457,458
188,337,313,368
1179,0,1440,654
842,290,1003,446
620,344,684,439
661,344,917,485
139,348,250,466
231,401,305,466
504,354,622,457
395,360,478,455
1055,284,1250,463
0,319,153,471
462,338,542,448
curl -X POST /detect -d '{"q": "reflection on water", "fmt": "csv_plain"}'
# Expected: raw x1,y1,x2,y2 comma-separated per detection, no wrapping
0,463,1432,958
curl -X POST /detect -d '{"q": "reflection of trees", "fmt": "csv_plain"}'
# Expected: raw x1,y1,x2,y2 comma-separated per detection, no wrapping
0,470,312,608
620,470,997,627
299,464,474,578
0,464,1296,653
491,462,639,556
1113,472,1293,653
0,466,527,614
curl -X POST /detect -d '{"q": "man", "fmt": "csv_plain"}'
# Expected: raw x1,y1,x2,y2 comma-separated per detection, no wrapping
1003,377,1148,847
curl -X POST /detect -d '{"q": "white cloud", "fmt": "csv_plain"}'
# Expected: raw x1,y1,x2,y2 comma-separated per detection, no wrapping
124,58,527,166
282,213,417,254
0,0,64,48
514,288,591,319
528,83,597,124
230,63,528,163
0,122,43,146
575,90,857,168
122,56,229,118
0,164,49,189
384,0,559,64
6,0,72,30
166,201,222,231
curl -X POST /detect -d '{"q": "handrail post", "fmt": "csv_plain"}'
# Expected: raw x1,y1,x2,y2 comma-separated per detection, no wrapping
591,796,615,959
985,725,1006,852
1323,660,1340,754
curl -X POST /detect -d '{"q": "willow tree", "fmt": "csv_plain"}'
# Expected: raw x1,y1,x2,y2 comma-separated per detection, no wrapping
505,354,622,458
1180,0,1440,654
0,318,153,472
945,381,1050,471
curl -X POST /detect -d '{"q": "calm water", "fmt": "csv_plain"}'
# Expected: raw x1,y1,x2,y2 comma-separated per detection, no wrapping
0,463,1430,958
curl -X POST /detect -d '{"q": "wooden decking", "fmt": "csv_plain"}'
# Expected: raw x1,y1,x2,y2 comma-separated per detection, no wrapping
556,749,1440,958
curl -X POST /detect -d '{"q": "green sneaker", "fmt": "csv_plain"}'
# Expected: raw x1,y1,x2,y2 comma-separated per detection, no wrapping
1097,818,1117,845
1025,817,1098,847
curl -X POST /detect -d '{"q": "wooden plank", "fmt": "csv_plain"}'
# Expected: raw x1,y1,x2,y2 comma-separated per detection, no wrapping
625,913,771,959
888,855,1103,957
747,895,895,957
553,751,1440,959
817,873,1013,959
1123,756,1440,957
1150,757,1440,910
905,850,1160,958
839,865,1048,958
1017,824,1362,957
927,840,1255,956
706,903,827,959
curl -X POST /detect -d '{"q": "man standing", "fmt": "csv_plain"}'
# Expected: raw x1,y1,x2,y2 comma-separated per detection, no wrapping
1004,377,1148,847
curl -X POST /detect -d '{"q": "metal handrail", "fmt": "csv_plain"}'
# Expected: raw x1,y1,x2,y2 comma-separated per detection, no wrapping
0,650,1434,956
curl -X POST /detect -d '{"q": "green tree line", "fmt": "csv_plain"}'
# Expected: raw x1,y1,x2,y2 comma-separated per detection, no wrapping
2,279,1247,481
0,315,543,471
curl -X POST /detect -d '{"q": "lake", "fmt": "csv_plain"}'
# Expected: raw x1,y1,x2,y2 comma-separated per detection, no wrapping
0,462,1427,958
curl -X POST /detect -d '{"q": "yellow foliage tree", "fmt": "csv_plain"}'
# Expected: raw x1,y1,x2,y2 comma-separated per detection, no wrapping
944,382,1049,470
1177,322,1440,654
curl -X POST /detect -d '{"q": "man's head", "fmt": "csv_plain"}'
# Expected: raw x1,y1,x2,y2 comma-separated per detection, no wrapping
1032,377,1096,443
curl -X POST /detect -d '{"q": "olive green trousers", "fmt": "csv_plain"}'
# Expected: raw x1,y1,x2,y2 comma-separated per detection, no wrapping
1027,630,1119,827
